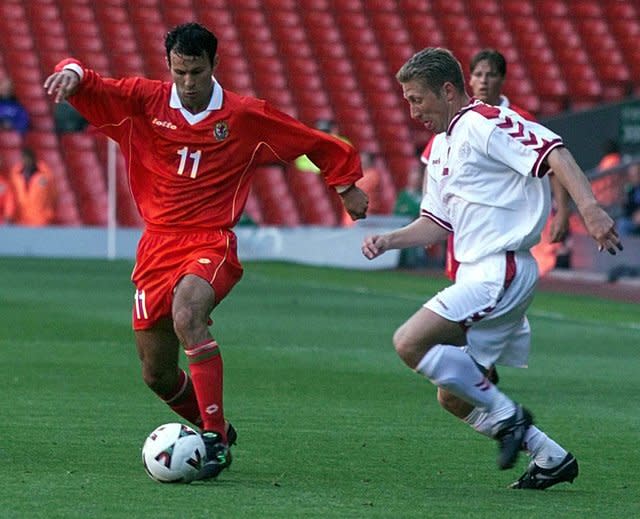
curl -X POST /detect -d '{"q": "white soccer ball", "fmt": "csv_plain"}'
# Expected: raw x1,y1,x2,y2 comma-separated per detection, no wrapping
142,423,206,483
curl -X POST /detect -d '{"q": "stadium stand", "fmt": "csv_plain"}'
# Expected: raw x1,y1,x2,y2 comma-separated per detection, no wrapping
0,0,639,226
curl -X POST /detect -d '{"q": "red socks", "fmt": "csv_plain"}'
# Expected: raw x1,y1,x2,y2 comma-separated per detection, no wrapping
159,369,202,428
184,339,226,442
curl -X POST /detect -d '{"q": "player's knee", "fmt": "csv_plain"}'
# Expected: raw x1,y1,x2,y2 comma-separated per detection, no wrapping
172,305,202,341
393,328,420,368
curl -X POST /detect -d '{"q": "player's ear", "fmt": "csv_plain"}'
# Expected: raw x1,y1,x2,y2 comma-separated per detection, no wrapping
443,82,456,101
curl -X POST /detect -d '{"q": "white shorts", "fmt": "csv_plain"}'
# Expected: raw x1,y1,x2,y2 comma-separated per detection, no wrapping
424,251,538,368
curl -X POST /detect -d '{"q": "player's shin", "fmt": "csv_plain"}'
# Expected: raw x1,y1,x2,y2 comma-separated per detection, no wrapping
416,345,515,421
185,339,227,442
159,368,202,428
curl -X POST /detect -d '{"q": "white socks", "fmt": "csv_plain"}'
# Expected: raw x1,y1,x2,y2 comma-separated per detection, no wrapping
462,404,568,468
463,407,493,437
522,426,568,468
416,344,515,421
417,345,568,469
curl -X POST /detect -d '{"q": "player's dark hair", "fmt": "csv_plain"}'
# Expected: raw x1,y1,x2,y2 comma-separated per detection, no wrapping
165,23,218,66
396,47,465,95
470,49,507,77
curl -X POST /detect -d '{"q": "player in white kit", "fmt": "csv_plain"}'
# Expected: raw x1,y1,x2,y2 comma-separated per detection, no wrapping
362,48,622,490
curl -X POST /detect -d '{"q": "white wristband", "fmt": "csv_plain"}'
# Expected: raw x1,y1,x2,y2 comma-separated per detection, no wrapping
335,184,353,194
63,63,84,80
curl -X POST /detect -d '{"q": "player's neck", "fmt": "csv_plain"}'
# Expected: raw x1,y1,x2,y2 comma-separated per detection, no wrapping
181,84,214,115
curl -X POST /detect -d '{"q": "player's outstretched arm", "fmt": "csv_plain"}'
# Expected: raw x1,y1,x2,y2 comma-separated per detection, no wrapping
547,147,623,255
339,185,368,221
548,174,570,242
362,216,448,260
44,69,81,103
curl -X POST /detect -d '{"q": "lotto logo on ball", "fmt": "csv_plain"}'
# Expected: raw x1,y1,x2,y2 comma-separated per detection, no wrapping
141,423,205,483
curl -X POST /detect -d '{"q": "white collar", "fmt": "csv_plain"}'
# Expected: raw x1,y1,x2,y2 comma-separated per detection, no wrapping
169,78,223,125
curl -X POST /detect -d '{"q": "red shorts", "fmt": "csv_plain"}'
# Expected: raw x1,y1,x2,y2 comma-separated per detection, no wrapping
131,229,243,330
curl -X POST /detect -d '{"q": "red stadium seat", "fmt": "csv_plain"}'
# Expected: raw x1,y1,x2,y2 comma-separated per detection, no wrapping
432,0,465,15
243,190,263,226
55,190,82,226
251,166,301,226
334,0,363,11
606,2,637,19
0,0,636,229
297,0,331,10
226,0,261,8
163,7,197,27
58,4,94,23
129,6,163,24
261,0,297,9
535,0,569,17
398,0,431,13
286,167,339,226
0,2,27,20
371,0,400,11
375,164,398,215
302,11,335,31
568,0,602,18
502,0,535,17
59,143,109,226
405,15,446,48
0,130,23,150
24,131,58,151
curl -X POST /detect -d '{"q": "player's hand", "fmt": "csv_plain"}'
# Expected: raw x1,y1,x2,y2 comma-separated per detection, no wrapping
548,210,569,243
362,234,389,260
340,185,368,221
44,70,81,103
581,203,623,255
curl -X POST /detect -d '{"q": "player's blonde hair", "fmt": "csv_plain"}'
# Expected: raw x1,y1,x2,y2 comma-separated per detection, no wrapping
396,48,465,96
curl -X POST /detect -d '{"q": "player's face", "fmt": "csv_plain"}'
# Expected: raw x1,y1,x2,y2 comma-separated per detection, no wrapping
402,79,450,134
469,60,504,105
168,50,214,114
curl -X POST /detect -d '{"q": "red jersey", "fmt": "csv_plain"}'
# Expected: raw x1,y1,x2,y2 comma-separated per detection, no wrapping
56,59,362,232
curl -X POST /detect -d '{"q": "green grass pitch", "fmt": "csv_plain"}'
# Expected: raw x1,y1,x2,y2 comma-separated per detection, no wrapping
1,257,638,518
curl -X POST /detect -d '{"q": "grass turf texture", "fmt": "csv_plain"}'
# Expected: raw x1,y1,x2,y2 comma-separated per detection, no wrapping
1,257,638,518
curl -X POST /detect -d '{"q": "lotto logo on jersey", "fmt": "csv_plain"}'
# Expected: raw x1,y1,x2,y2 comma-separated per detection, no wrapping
152,117,177,130
214,121,229,141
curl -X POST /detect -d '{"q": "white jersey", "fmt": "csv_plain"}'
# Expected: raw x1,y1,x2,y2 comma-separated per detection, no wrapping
421,100,563,263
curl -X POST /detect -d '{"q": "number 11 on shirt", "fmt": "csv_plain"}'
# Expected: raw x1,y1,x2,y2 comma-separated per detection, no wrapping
177,146,202,178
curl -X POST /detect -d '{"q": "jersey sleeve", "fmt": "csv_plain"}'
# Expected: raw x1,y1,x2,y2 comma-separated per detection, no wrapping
420,168,452,232
246,101,363,188
484,115,564,179
55,58,148,140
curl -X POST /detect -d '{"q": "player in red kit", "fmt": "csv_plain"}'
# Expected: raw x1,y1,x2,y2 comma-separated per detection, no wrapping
44,22,368,480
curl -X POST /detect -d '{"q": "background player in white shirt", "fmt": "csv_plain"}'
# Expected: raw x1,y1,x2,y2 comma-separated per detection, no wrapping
362,48,622,490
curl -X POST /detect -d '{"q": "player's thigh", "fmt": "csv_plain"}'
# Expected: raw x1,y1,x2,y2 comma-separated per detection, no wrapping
394,306,466,351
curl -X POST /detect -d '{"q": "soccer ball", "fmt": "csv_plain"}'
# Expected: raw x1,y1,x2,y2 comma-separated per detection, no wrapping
141,423,206,483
